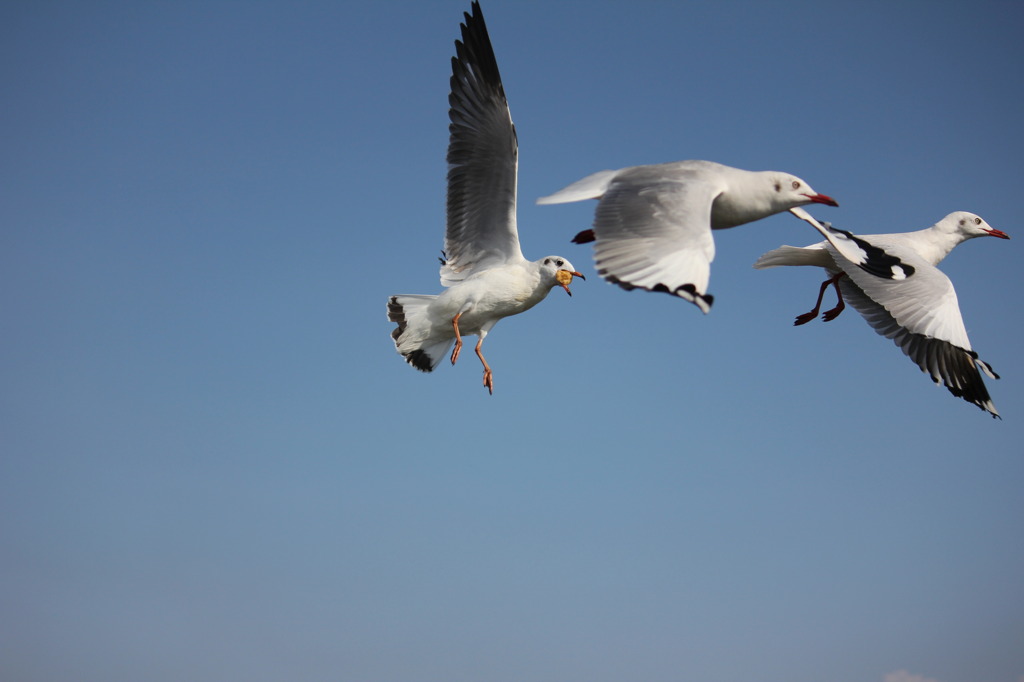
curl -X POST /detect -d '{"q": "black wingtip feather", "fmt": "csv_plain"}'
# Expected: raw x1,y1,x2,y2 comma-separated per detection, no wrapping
451,1,503,104
909,338,1000,418
605,276,713,312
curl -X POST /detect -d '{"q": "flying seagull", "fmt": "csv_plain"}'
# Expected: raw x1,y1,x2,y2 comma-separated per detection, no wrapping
387,2,584,394
754,210,1009,418
538,161,911,312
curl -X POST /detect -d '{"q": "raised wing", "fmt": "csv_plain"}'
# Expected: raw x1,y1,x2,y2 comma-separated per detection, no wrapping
588,167,721,313
833,242,1000,417
441,2,522,286
789,208,914,280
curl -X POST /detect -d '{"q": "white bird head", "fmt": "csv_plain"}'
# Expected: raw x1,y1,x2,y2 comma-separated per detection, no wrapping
940,211,1010,241
768,173,839,211
540,256,585,296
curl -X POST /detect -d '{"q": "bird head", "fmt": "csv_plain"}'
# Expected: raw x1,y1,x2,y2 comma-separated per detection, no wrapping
543,256,586,296
956,212,1009,240
772,173,839,209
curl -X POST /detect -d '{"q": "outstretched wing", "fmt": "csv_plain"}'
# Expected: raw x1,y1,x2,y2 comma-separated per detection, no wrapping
833,242,999,417
789,207,914,280
441,2,522,286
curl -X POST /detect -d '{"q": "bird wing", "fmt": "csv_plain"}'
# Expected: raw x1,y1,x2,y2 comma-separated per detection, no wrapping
832,241,999,416
587,166,721,312
788,208,914,280
440,2,523,287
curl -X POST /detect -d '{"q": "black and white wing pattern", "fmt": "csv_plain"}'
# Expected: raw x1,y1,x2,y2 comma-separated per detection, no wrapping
440,1,523,286
789,208,914,280
831,242,1000,418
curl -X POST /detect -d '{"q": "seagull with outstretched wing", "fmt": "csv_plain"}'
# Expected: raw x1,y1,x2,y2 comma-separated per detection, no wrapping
755,210,1009,418
388,2,584,394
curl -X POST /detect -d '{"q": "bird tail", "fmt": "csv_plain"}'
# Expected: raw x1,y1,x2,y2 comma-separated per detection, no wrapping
536,169,620,204
387,295,452,372
752,245,823,269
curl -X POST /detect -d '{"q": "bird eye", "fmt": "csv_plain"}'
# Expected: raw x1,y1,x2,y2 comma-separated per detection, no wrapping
792,180,801,190
556,259,564,267
974,217,982,225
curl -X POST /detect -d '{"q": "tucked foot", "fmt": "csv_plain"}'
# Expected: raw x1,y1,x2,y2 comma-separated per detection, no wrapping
482,369,493,395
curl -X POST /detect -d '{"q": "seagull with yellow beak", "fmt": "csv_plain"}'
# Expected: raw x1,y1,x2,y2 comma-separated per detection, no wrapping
387,2,583,394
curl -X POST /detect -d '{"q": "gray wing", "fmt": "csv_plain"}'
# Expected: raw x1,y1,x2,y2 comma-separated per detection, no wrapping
440,2,522,286
588,167,722,313
833,243,1000,417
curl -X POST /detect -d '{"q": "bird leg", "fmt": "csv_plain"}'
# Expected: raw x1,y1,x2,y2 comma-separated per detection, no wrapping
475,337,493,395
450,313,463,365
821,275,846,322
795,273,845,326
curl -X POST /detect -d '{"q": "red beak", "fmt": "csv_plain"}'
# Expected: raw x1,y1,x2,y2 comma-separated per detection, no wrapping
984,228,1010,239
805,193,839,207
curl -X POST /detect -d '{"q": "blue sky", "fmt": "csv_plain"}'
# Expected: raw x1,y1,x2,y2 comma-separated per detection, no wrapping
2,2,1023,681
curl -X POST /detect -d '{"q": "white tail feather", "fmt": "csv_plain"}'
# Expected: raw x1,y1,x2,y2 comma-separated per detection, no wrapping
753,245,827,269
387,295,453,372
536,169,620,205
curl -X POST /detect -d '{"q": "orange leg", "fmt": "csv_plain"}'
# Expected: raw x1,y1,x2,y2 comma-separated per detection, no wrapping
475,337,493,395
795,273,845,326
450,313,463,365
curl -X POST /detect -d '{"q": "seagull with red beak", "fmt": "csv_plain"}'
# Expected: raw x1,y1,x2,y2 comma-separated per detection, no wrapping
536,159,890,313
755,210,1009,418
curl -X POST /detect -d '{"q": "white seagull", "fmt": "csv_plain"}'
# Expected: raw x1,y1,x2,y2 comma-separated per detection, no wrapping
536,160,910,313
387,2,584,394
754,210,1009,418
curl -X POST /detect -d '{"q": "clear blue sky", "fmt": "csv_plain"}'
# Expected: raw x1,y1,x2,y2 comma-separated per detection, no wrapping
2,2,1023,681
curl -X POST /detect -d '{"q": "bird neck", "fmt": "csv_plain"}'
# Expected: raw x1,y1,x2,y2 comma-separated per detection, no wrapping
907,227,970,266
710,183,776,229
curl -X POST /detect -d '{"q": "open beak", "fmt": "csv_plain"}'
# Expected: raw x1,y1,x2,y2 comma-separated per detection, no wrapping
556,269,586,296
804,193,839,207
984,228,1010,239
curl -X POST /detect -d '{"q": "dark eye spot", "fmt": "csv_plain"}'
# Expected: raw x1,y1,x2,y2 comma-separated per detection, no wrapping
773,181,781,192
792,180,801,190
544,258,551,265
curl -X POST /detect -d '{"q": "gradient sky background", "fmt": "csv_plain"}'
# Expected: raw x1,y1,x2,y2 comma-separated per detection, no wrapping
2,2,1023,681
